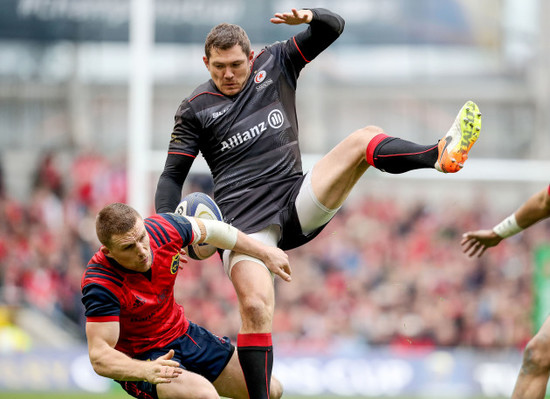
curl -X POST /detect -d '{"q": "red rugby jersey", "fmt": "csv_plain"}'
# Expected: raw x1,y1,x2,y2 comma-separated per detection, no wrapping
81,213,195,357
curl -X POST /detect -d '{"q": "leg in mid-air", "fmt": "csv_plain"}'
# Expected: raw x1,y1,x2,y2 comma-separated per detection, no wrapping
511,316,550,399
225,101,482,399
307,100,482,212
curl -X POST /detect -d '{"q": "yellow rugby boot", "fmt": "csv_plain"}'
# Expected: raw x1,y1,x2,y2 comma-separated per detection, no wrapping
435,101,481,173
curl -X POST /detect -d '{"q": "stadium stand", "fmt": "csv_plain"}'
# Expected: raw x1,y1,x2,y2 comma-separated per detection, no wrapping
0,151,547,352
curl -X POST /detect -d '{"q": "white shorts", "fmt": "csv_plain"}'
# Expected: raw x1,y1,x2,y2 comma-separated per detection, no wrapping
222,171,339,278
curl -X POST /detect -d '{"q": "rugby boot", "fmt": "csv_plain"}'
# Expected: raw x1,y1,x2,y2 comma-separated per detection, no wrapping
435,100,481,173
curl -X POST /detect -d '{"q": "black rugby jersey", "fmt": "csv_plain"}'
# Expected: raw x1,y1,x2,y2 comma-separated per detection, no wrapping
156,8,344,234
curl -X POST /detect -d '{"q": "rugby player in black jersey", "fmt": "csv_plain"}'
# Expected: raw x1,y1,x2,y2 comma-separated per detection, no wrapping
155,7,482,399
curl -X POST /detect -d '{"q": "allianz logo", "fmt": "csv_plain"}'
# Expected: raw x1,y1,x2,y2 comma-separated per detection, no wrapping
220,109,284,152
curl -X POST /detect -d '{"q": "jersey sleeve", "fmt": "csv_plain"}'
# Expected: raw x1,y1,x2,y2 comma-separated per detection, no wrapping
168,99,202,156
279,8,344,82
155,99,201,213
155,153,194,213
146,213,195,248
81,283,121,322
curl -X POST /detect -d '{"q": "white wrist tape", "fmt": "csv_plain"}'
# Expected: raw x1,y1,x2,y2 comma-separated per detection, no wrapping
200,219,238,250
187,217,206,245
493,214,523,238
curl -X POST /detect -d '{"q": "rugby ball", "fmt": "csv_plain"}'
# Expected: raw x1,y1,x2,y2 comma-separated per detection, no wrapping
175,192,223,260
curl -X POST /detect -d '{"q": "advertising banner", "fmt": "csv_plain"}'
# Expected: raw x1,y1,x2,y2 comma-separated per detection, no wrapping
0,0,490,47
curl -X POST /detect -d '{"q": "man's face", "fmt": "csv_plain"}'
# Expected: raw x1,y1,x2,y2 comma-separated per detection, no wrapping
102,219,152,273
203,44,254,96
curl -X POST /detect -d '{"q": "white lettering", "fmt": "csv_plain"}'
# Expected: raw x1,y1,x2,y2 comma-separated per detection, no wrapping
249,125,260,137
220,141,231,152
219,118,273,152
16,0,243,24
212,107,230,119
274,358,413,396
256,78,273,91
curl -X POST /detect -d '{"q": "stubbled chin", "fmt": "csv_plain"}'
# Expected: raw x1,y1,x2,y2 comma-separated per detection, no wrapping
222,85,240,95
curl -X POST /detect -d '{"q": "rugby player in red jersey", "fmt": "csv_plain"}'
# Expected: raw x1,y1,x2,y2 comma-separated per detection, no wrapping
155,7,482,398
81,203,290,399
462,185,550,399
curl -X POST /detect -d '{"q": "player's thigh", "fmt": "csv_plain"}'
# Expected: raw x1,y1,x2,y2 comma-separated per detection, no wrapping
222,225,280,278
212,350,248,399
156,369,219,399
212,349,283,399
222,226,277,330
224,226,277,310
231,260,275,314
231,259,275,330
311,125,383,209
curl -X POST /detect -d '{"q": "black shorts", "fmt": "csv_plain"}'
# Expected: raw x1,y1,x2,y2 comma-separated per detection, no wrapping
220,174,329,251
117,321,234,399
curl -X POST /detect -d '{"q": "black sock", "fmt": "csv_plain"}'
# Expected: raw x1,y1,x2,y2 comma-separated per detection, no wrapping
369,136,438,174
237,333,273,399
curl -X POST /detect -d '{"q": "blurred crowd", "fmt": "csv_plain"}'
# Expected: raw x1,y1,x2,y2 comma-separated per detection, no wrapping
0,152,548,354
0,152,126,329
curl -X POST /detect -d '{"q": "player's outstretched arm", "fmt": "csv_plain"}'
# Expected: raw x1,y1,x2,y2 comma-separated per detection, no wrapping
86,322,182,384
462,186,550,258
271,8,313,25
155,153,194,213
192,218,292,281
461,229,503,258
514,187,550,228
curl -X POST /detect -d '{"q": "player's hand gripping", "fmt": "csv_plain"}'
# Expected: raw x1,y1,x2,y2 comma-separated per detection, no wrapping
143,349,183,384
178,248,189,270
263,247,292,282
271,8,313,25
461,230,504,258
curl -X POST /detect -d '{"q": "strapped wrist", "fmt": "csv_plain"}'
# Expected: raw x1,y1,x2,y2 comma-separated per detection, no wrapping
493,214,523,238
202,219,238,250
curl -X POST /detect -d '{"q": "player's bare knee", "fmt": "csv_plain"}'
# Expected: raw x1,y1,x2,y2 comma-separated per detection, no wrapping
359,125,385,142
347,125,385,151
523,334,550,371
240,295,273,326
